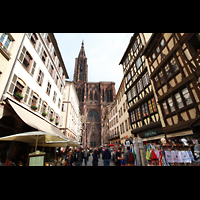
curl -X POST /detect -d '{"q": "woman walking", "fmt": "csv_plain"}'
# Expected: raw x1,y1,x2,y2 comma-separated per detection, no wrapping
63,151,74,166
92,150,99,166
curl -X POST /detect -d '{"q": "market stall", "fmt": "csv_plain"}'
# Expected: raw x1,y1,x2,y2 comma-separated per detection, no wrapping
144,137,199,166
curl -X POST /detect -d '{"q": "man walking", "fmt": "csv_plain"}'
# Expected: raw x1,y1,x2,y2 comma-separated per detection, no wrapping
83,147,89,166
102,147,111,166
74,148,83,166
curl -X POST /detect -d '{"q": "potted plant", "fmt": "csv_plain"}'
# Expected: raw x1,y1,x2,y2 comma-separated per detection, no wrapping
13,91,23,101
42,112,47,117
50,118,54,122
55,121,59,125
31,104,38,110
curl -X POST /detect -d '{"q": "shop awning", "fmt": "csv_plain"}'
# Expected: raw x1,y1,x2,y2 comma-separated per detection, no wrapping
142,134,165,142
7,99,68,141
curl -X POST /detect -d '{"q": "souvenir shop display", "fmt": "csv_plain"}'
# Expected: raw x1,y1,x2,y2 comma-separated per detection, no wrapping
144,137,197,166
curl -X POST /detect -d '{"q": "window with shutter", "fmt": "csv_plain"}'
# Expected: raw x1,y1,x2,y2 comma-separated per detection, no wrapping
19,46,26,63
28,90,34,106
37,70,44,86
36,41,41,55
47,105,51,118
30,61,36,76
23,86,30,103
37,97,42,112
8,74,18,94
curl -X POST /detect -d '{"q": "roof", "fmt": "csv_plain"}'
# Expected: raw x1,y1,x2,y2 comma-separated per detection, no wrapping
49,33,69,79
119,33,137,65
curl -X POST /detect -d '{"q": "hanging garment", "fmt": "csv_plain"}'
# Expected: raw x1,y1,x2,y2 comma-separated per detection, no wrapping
154,150,160,160
151,150,158,160
159,150,170,166
174,151,182,163
146,145,151,160
187,151,195,162
180,151,191,163
165,151,174,163
171,151,176,163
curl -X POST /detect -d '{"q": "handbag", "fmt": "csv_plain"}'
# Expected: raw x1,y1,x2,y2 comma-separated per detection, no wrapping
93,154,99,162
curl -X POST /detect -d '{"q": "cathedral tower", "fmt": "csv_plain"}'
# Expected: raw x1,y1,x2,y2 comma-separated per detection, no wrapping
73,41,116,148
73,41,88,83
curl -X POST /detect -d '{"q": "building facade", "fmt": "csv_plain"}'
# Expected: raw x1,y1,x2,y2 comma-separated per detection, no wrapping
73,42,116,148
116,78,132,144
107,102,120,145
143,33,200,141
0,33,25,106
119,33,164,141
60,81,82,142
0,33,69,161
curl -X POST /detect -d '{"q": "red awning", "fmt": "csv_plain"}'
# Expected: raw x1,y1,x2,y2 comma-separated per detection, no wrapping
107,144,115,146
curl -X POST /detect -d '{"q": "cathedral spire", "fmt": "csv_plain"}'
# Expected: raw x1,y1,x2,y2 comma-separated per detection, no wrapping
73,41,88,83
79,40,86,57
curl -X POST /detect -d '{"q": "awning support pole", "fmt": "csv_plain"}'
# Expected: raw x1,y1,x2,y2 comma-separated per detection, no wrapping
35,135,39,152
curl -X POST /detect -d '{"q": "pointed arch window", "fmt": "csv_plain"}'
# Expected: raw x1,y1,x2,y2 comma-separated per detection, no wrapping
89,91,93,100
94,91,98,101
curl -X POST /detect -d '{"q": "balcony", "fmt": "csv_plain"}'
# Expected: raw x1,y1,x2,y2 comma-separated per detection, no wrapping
108,132,120,141
0,42,11,60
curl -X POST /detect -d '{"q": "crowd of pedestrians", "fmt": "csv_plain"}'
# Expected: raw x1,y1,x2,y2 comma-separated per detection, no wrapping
61,146,135,166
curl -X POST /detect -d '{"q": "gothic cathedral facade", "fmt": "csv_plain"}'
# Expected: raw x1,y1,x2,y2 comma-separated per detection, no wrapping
73,42,116,147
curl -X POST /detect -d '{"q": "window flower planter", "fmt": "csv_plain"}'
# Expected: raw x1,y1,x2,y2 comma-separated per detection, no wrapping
42,112,47,117
55,121,59,125
50,118,54,122
13,92,23,101
31,105,38,110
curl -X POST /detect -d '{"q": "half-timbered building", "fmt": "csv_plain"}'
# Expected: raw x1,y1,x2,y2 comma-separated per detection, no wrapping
119,33,164,140
142,33,200,140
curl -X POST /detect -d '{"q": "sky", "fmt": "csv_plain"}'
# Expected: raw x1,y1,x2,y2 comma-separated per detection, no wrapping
54,33,133,92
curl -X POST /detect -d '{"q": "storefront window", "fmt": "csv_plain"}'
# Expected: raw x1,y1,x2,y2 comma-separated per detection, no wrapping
148,100,153,114
175,92,184,109
182,88,193,105
167,97,175,112
160,38,165,47
131,111,136,123
162,101,169,115
152,98,157,112
164,64,172,78
154,76,160,88
170,57,179,73
137,107,141,120
142,102,149,117
159,71,165,84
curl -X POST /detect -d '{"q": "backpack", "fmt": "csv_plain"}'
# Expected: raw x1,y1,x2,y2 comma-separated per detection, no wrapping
128,152,135,164
113,152,117,164
77,152,82,162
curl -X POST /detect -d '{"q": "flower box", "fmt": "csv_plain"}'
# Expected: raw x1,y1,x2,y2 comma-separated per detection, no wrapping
13,92,23,101
42,112,47,117
31,105,38,110
55,121,59,125
50,118,54,122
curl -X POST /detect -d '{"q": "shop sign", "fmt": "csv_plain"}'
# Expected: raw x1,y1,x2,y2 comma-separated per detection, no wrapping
144,130,157,138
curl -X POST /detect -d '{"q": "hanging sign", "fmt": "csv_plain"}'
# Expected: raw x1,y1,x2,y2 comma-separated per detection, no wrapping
144,130,157,138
